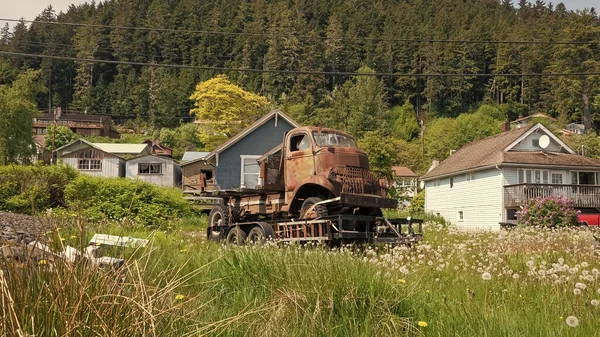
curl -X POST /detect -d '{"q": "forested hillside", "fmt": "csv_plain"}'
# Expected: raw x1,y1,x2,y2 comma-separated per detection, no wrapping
0,0,599,171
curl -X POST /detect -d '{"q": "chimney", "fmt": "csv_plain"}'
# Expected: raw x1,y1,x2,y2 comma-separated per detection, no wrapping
501,120,511,132
427,159,440,173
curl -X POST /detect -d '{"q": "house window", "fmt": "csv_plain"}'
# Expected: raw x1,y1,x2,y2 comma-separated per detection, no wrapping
571,171,597,185
551,173,563,184
532,139,539,147
77,149,102,171
466,173,475,181
240,155,261,189
433,179,440,187
138,163,162,175
458,210,464,221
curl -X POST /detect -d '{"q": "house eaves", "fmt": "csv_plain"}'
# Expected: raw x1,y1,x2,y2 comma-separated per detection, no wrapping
203,109,299,163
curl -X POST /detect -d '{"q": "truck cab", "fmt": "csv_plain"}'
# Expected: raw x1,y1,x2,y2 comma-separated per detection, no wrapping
261,126,396,216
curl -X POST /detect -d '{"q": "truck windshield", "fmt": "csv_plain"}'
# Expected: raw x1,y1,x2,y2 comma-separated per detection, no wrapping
312,131,357,148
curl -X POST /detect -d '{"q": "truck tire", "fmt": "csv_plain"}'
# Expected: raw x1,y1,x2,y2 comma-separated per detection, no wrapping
300,197,328,218
226,227,247,245
247,226,266,244
209,205,228,227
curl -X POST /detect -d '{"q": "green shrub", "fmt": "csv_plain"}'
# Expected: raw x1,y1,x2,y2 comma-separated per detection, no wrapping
64,175,192,227
517,195,579,227
408,190,424,214
0,163,77,213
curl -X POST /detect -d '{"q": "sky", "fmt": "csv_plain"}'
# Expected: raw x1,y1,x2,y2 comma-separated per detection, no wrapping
0,0,598,28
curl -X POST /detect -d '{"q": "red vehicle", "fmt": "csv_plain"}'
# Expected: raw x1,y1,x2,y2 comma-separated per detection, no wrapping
578,209,600,226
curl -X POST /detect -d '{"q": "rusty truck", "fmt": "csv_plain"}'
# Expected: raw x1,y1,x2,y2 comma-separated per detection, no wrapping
200,126,422,245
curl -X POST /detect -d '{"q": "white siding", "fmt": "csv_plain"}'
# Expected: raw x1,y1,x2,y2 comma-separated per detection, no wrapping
503,167,519,185
126,156,179,187
509,131,561,152
62,157,123,178
425,168,503,230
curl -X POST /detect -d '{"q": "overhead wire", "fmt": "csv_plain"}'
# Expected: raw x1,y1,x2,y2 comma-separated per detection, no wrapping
2,51,600,77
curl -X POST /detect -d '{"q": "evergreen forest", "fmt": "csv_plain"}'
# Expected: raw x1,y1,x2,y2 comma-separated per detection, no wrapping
1,0,600,171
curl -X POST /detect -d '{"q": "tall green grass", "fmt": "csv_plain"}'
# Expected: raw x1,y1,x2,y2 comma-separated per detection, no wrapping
2,215,599,336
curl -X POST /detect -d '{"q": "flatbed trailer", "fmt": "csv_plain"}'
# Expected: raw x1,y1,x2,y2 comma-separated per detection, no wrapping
208,214,423,245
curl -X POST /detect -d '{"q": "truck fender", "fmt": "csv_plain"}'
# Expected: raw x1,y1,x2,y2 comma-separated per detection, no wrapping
287,176,337,212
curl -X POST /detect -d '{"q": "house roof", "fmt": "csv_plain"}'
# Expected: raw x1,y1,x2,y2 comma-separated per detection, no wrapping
127,154,179,163
36,113,110,123
510,113,557,124
181,151,210,162
92,143,149,154
392,166,418,177
54,139,150,158
421,123,597,180
185,109,298,166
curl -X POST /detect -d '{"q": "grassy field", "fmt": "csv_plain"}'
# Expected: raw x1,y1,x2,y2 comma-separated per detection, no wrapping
2,214,600,336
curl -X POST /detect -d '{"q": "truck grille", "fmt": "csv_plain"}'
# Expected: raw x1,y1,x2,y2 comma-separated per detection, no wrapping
333,166,388,197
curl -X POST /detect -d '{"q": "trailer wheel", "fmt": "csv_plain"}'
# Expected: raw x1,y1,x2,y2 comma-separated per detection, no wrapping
226,227,247,245
247,226,266,244
209,205,228,227
300,197,328,218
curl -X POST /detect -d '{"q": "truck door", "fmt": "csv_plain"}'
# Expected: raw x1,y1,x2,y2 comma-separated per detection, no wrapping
284,131,314,193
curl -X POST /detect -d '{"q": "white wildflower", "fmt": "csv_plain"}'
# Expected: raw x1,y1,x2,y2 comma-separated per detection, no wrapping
575,283,587,290
581,262,589,268
591,299,599,307
565,316,579,327
574,288,582,296
482,272,492,281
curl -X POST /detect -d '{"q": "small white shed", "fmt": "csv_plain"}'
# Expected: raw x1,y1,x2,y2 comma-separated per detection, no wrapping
126,155,181,187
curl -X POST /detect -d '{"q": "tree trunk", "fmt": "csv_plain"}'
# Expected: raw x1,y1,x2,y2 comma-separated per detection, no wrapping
583,80,591,131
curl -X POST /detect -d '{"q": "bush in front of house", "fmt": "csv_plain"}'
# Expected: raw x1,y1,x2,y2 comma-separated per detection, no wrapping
517,195,579,228
64,175,192,227
0,163,78,214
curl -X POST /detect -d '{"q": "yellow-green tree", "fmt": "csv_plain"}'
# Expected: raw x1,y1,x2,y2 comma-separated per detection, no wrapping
189,75,270,150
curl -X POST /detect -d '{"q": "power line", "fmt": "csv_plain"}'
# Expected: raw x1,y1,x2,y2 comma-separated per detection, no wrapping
2,50,600,78
1,17,597,45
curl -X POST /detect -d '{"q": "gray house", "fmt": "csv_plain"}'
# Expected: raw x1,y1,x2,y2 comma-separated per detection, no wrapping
126,155,182,187
55,139,151,178
181,109,299,191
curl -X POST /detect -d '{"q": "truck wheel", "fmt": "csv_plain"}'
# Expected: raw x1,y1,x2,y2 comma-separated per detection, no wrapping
300,197,328,218
247,226,266,244
226,227,247,245
209,205,228,227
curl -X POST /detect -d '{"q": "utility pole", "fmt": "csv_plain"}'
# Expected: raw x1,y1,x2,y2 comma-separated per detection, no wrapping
51,108,56,164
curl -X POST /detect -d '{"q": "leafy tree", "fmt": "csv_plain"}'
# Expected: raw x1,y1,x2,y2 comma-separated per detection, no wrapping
322,66,389,138
189,75,270,150
44,126,77,151
357,131,399,174
0,70,46,164
392,100,420,141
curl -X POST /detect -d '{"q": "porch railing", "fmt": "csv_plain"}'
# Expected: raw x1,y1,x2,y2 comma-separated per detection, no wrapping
504,183,600,208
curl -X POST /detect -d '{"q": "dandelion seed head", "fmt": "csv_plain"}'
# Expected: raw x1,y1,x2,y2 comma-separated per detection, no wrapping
565,316,579,327
591,299,599,306
481,272,492,281
573,288,582,296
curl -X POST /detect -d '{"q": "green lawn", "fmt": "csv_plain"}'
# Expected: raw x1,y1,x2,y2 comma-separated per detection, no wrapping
2,215,599,336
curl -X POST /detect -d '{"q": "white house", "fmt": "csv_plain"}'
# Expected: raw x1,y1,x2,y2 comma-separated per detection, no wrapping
421,123,600,231
55,139,151,178
126,155,182,187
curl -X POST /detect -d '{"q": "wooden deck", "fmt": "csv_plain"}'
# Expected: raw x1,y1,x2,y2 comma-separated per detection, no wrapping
504,183,600,208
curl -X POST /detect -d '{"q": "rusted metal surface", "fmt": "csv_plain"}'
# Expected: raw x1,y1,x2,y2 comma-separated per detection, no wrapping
339,193,398,209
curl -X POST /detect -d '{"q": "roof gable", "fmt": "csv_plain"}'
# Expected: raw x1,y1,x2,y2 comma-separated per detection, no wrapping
203,109,299,161
504,123,575,154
